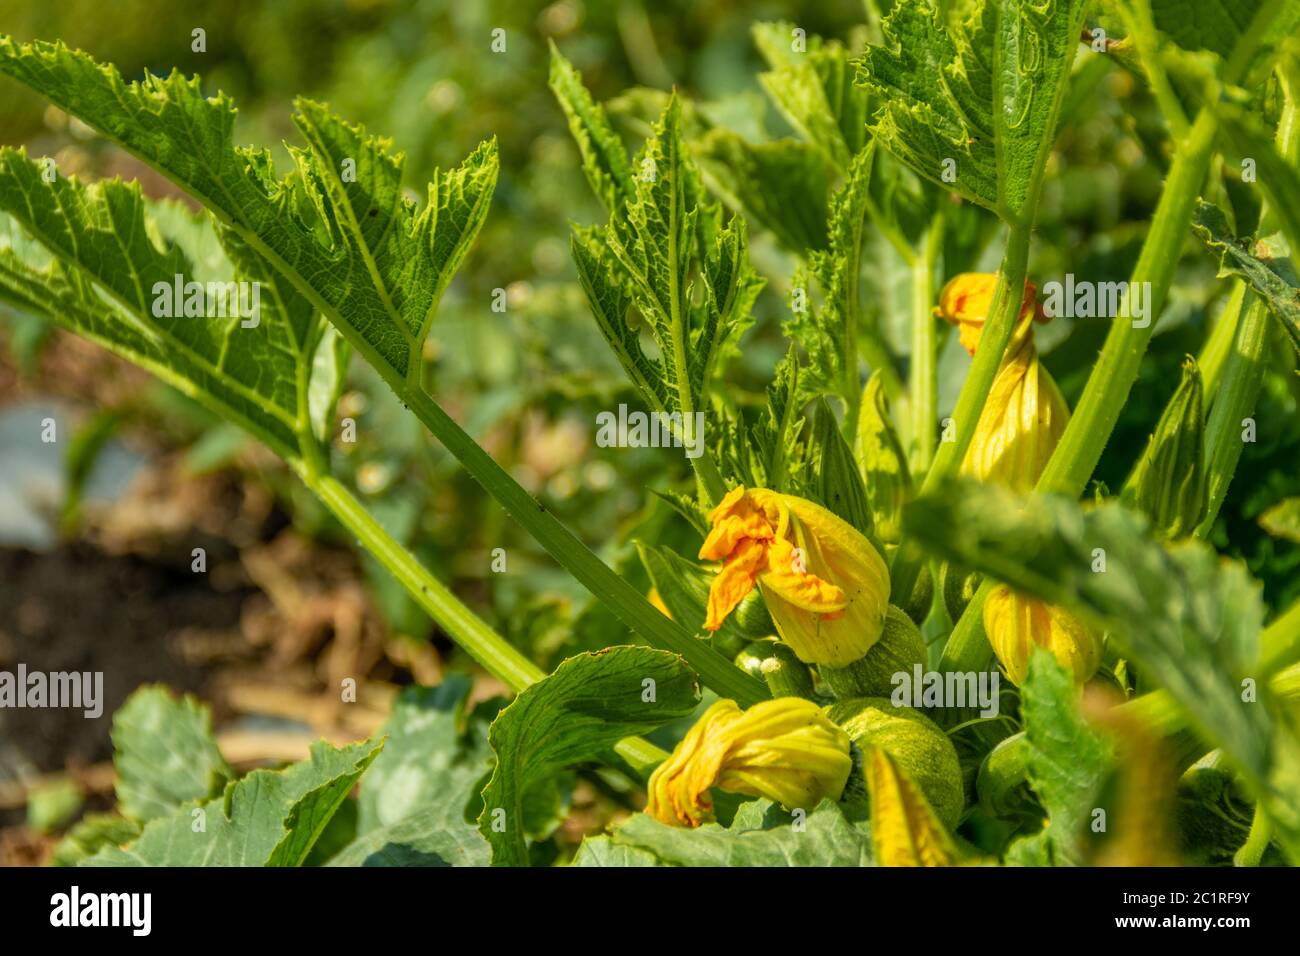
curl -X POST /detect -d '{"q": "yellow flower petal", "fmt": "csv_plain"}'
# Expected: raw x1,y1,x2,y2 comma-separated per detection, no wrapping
645,698,852,827
703,538,767,631
983,585,1101,686
698,487,890,664
867,746,959,867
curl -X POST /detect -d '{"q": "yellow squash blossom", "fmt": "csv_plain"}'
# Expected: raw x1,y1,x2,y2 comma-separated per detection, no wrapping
962,335,1071,493
646,698,852,827
982,585,1101,686
935,272,1046,355
699,486,890,666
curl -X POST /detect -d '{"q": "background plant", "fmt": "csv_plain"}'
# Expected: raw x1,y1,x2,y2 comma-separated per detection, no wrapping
1,0,1299,867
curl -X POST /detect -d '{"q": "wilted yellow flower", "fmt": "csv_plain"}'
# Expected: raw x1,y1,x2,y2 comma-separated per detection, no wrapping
935,272,1046,355
961,335,1070,493
699,486,890,666
646,698,852,827
983,585,1101,686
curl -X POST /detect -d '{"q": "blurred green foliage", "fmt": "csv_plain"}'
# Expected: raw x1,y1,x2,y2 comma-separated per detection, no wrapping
1,0,1296,667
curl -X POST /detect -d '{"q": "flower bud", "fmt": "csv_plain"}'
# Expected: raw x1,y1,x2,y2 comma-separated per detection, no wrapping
1128,356,1207,539
700,486,890,666
855,372,912,543
825,697,964,828
962,336,1070,493
982,585,1101,687
820,606,926,699
732,640,815,698
934,272,1046,355
645,698,853,827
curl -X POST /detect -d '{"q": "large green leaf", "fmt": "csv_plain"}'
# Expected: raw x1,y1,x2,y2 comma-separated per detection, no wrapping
1148,0,1300,63
548,42,636,215
111,685,231,824
84,739,383,866
859,0,1087,221
752,22,871,171
570,836,664,867
695,131,831,253
0,38,495,385
0,150,318,461
357,678,492,834
477,647,701,866
335,680,494,866
1004,652,1111,866
903,479,1300,860
0,32,767,710
327,805,488,867
609,798,872,866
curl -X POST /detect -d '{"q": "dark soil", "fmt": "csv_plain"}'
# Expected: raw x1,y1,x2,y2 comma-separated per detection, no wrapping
0,543,249,777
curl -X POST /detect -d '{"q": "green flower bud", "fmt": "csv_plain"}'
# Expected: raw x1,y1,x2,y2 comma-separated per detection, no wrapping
826,697,964,828
1128,355,1207,538
820,606,926,699
760,643,816,699
855,372,912,544
734,640,773,679
735,639,816,698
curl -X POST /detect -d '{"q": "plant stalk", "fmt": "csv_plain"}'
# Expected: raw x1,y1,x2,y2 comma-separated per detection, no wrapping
890,220,1031,603
404,390,767,706
910,213,943,476
306,470,670,773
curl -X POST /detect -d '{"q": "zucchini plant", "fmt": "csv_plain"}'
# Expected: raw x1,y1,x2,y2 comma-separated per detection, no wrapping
3,0,1300,868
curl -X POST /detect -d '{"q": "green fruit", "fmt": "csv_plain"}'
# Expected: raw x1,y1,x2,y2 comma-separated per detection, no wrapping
826,696,964,828
899,563,933,626
819,605,925,699
733,589,776,639
940,561,979,622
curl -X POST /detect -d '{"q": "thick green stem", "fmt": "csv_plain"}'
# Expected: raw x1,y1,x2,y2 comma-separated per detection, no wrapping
1234,805,1273,867
305,470,670,774
311,472,546,690
404,391,766,706
937,0,1287,675
910,214,943,476
890,222,1032,603
1036,111,1218,499
938,112,1220,672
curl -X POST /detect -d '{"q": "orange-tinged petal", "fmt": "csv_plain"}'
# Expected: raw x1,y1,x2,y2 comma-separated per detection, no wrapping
645,698,851,827
698,485,776,562
703,538,766,631
760,537,847,614
935,273,1046,355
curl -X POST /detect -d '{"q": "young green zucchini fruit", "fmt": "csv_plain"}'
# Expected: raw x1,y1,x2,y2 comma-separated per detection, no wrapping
819,605,926,699
826,696,964,829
